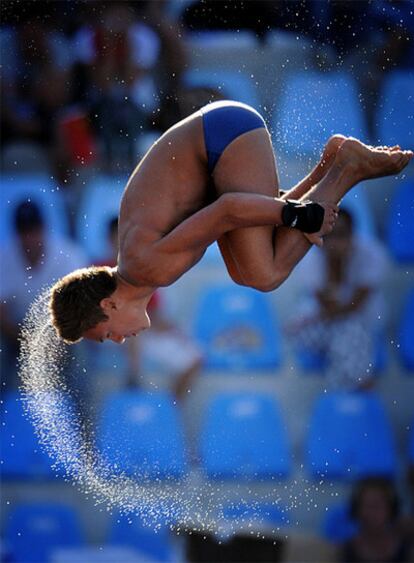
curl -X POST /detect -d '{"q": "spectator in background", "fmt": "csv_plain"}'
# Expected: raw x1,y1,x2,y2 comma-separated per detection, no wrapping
0,2,84,183
72,1,161,171
94,216,202,401
145,1,188,99
0,201,87,390
138,297,203,401
340,476,412,563
288,209,388,390
1,1,188,177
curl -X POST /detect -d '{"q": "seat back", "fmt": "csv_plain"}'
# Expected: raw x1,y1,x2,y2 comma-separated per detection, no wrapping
273,71,368,156
377,71,414,148
200,392,291,479
1,391,55,479
306,392,397,480
96,391,187,479
5,503,84,563
193,284,282,372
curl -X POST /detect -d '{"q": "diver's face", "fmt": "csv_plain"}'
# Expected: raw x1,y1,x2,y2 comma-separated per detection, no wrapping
83,296,151,344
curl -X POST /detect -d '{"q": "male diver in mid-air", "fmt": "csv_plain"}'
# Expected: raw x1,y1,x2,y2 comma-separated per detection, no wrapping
50,101,413,344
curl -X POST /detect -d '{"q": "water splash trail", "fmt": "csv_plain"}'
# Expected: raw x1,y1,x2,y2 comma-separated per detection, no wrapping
18,288,291,536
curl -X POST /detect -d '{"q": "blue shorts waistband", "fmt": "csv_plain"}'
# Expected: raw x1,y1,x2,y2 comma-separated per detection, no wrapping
201,101,266,175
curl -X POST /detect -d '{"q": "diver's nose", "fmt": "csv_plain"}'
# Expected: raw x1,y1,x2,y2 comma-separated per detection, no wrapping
111,334,125,344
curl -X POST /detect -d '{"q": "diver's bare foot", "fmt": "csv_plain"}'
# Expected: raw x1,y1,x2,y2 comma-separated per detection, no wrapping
305,135,348,189
320,134,348,171
335,138,413,181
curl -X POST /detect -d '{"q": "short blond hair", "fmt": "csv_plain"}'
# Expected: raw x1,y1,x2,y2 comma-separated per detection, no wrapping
49,266,117,343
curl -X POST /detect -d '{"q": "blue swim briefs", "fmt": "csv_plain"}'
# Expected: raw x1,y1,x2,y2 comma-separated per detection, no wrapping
200,100,266,175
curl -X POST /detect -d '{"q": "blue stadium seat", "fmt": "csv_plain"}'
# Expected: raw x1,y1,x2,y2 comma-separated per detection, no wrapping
183,69,261,109
273,71,368,156
200,392,291,479
193,284,282,372
306,392,397,480
386,180,414,263
322,503,358,543
0,174,70,243
76,174,127,260
377,71,414,148
109,512,175,561
0,391,56,479
5,503,84,563
96,391,187,480
399,289,414,372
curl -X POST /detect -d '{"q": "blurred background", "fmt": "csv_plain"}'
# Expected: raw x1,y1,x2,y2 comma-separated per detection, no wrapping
1,1,413,562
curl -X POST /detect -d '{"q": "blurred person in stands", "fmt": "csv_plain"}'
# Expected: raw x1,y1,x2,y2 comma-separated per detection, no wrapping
95,216,202,400
144,1,188,104
71,1,161,171
0,201,87,390
289,208,389,390
0,1,84,182
138,295,203,401
340,476,413,563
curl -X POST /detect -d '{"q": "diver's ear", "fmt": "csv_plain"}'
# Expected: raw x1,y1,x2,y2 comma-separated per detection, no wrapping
100,298,117,311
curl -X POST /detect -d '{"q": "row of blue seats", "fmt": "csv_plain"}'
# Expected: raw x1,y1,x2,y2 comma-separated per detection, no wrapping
3,503,178,563
0,237,413,377
5,488,407,563
183,69,413,153
4,493,399,563
1,173,413,263
2,389,413,482
92,282,409,375
193,284,414,374
90,277,413,374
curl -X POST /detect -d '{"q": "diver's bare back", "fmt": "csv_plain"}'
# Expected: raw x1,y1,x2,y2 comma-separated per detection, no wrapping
117,111,209,287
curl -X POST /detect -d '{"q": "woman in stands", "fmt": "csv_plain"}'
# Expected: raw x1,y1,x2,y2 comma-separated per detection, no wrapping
341,477,413,562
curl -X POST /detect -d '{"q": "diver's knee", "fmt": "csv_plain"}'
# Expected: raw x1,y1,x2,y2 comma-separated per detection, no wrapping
248,277,283,293
236,268,289,293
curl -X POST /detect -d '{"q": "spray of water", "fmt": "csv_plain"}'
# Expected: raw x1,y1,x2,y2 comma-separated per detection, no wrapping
18,288,292,536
